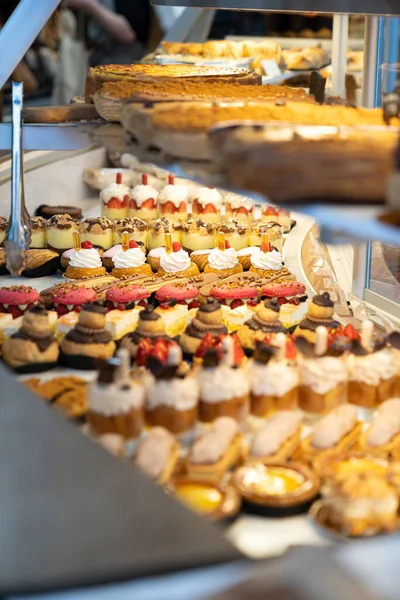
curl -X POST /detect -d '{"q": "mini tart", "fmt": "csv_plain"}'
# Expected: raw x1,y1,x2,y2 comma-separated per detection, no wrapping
135,428,180,485
244,412,302,464
169,478,241,521
21,249,60,278
79,217,113,250
29,217,47,249
158,262,200,278
232,462,319,509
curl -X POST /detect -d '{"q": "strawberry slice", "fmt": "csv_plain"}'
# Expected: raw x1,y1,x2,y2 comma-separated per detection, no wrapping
285,337,297,361
188,299,200,310
263,205,278,216
160,201,176,215
343,324,361,341
203,203,217,214
106,197,123,209
213,333,226,360
81,241,93,249
231,333,245,366
236,206,249,215
141,198,156,210
151,338,169,364
178,202,187,213
225,240,231,249
230,299,243,310
195,332,214,358
121,195,130,208
136,338,153,367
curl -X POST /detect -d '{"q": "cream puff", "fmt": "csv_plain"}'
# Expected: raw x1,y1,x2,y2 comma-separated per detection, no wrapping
203,237,243,278
180,299,228,357
157,241,199,278
64,239,106,280
111,239,152,279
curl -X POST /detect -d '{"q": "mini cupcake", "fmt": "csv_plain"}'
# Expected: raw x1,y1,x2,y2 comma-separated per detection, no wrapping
106,283,150,311
218,218,249,251
2,304,59,372
249,221,284,252
64,234,106,280
102,241,145,271
157,239,199,278
198,335,249,423
21,249,60,277
147,217,182,251
112,217,148,247
249,239,287,279
180,298,228,357
237,298,286,354
225,194,254,223
181,218,215,253
129,173,158,222
210,281,258,309
0,285,40,318
100,172,130,221
30,217,47,249
111,236,152,279
51,284,97,317
120,305,170,360
60,302,116,369
158,175,188,222
46,214,79,254
191,187,222,223
156,282,200,309
0,217,7,247
79,217,113,250
203,235,243,278
295,292,338,344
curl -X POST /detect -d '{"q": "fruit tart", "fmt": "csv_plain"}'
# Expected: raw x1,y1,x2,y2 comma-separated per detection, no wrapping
180,299,228,357
135,427,180,484
129,173,158,222
157,237,199,278
203,234,243,278
64,234,106,280
191,187,223,224
244,411,302,463
111,236,152,279
358,398,400,460
100,172,130,221
158,175,188,221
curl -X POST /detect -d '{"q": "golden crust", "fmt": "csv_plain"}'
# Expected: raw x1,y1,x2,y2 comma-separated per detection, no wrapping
111,264,153,279
61,338,116,359
297,422,363,466
64,265,107,280
243,427,302,464
186,433,243,483
358,429,400,461
157,263,200,278
204,263,243,278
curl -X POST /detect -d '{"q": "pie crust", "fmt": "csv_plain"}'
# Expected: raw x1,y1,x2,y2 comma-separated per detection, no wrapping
297,421,363,466
243,426,302,464
169,477,241,521
186,433,243,483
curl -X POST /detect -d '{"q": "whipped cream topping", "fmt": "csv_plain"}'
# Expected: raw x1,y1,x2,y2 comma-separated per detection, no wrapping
69,247,102,269
225,194,254,211
367,399,400,447
199,365,250,403
160,248,191,273
131,184,158,206
208,247,239,271
88,381,144,416
158,184,188,207
301,356,347,395
250,248,283,271
311,404,357,449
136,427,174,480
349,347,398,386
192,187,222,209
250,360,298,397
191,417,238,465
237,246,260,257
112,247,145,269
101,183,130,204
146,376,199,411
250,411,302,457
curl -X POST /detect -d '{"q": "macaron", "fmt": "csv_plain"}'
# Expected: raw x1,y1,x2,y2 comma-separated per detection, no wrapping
51,285,97,316
210,282,258,309
261,281,307,305
156,283,200,309
0,285,40,318
106,284,150,311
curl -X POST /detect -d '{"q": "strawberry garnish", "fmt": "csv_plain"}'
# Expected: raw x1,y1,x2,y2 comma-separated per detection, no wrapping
172,242,182,252
116,172,122,184
285,336,297,361
141,198,157,210
137,299,148,309
188,299,200,310
160,201,176,214
195,332,214,358
231,333,245,366
247,299,258,307
261,241,272,253
107,198,123,209
142,173,148,185
129,239,139,249
136,338,152,367
151,338,169,364
263,206,278,216
230,299,243,310
225,240,230,249
343,324,361,342
236,206,249,215
81,241,93,250
168,174,174,185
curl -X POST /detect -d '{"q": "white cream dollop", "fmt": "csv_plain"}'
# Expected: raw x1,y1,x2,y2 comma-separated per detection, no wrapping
250,360,298,397
192,187,222,209
131,184,159,207
112,247,145,269
146,376,199,411
88,381,144,416
225,194,254,211
300,356,347,395
250,247,283,271
250,411,302,457
199,365,250,403
208,247,239,271
158,184,188,207
311,404,357,449
101,183,131,204
69,247,102,269
160,248,191,273
349,347,398,386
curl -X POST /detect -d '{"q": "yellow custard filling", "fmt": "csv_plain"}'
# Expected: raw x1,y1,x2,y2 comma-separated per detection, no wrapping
332,457,387,478
240,465,304,496
175,483,223,514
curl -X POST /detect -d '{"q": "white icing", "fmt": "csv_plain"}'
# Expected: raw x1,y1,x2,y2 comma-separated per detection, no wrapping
250,411,302,457
237,246,260,257
146,377,199,411
131,184,158,206
250,360,298,397
136,427,174,480
225,195,254,211
349,348,398,386
112,247,145,269
160,249,191,273
250,248,283,271
311,404,358,449
69,248,102,269
61,248,74,260
301,356,347,395
148,247,166,258
158,184,188,207
199,365,250,403
191,417,238,465
101,183,130,204
208,247,239,270
88,381,144,416
192,187,222,209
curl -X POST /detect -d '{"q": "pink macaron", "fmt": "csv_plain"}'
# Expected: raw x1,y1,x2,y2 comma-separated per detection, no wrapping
51,285,97,316
156,283,200,308
106,284,150,311
210,283,258,309
0,285,40,318
261,281,307,306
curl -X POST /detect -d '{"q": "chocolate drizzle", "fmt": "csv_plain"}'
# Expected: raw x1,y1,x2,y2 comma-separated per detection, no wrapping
185,321,227,340
12,329,56,352
312,292,334,308
246,316,286,334
139,305,161,321
298,317,339,332
199,299,221,313
82,302,107,315
254,343,276,365
66,326,112,344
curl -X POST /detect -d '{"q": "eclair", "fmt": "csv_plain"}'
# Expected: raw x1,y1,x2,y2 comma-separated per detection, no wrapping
244,411,302,463
358,399,400,460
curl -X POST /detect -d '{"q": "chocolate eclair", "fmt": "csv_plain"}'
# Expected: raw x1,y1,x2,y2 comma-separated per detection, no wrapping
237,298,286,354
0,217,7,248
79,217,113,250
2,304,59,372
295,292,339,343
60,302,116,369
46,214,79,254
120,304,171,360
36,205,82,220
180,298,228,357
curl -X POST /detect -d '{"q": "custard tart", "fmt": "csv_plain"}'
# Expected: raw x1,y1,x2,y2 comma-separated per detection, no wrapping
170,478,241,521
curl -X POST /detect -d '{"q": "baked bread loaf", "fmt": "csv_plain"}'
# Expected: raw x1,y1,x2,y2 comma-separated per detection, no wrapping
85,63,261,102
282,45,330,71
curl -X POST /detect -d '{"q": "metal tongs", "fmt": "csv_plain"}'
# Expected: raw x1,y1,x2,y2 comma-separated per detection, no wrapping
5,81,31,275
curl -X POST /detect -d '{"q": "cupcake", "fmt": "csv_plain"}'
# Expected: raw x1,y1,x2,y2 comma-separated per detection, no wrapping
2,304,59,372
60,302,116,369
106,283,150,311
112,217,148,247
102,242,145,271
79,217,113,250
209,281,258,309
120,304,170,360
158,175,188,222
250,334,298,417
147,217,182,251
191,187,222,223
111,237,152,279
198,335,249,423
249,239,287,279
0,285,40,318
87,349,144,440
157,239,199,278
0,217,7,247
129,173,158,222
30,217,47,249
64,234,106,280
249,221,284,252
156,282,200,309
21,249,60,277
295,292,339,344
51,284,97,316
145,341,199,435
100,172,130,220
180,298,228,357
46,214,79,254
237,298,286,354
203,234,243,278
181,219,215,253
218,219,249,251
225,194,254,223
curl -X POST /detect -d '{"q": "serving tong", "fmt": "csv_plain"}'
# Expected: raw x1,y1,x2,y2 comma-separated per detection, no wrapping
5,82,31,275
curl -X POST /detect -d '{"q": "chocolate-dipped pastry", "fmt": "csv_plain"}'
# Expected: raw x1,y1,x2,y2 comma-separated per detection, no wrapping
79,217,113,250
60,302,116,369
36,204,82,220
237,298,286,354
2,304,59,372
30,217,47,249
22,249,60,277
120,304,170,360
180,298,228,357
295,291,339,343
46,214,79,254
0,217,7,248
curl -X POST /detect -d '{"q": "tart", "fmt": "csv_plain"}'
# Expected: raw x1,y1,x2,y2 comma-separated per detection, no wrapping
158,175,188,221
0,285,40,318
170,478,241,521
186,417,242,482
180,298,228,357
21,249,60,278
64,240,106,280
51,284,97,316
244,411,302,463
100,172,130,221
191,187,223,223
314,452,390,483
181,219,214,253
157,241,199,278
105,283,149,311
29,217,47,249
358,398,400,460
147,217,182,251
135,427,180,484
79,217,113,250
129,173,158,222
112,217,148,247
111,239,152,279
46,214,79,254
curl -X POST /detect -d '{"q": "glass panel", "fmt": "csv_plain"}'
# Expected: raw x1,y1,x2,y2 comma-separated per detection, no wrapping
368,241,400,304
